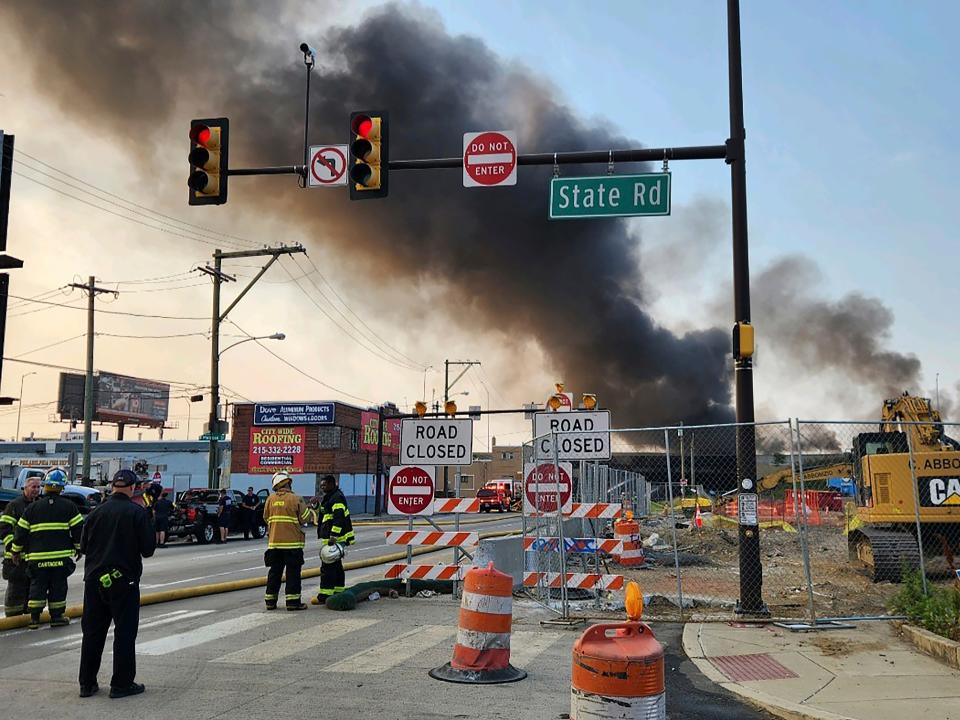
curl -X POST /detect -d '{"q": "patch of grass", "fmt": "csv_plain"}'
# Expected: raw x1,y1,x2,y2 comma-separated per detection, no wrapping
889,570,960,642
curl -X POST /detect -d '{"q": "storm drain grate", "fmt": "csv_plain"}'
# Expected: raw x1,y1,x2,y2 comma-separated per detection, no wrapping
710,653,799,682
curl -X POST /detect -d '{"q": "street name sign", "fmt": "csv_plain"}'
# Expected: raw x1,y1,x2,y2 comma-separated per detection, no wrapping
549,172,671,219
534,410,612,461
387,465,436,516
400,418,474,466
463,131,517,187
308,145,348,187
199,432,225,441
523,461,574,515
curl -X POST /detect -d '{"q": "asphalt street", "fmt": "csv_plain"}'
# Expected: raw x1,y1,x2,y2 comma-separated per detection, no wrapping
0,569,774,720
0,513,521,607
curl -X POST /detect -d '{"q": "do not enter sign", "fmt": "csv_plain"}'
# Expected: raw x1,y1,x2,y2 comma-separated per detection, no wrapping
388,465,436,516
523,461,573,515
463,130,517,187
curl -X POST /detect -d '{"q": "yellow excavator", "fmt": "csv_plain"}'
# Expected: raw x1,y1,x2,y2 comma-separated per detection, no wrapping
756,393,960,582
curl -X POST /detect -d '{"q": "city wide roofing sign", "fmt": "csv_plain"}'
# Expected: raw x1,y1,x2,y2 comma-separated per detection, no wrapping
360,411,401,454
248,426,306,474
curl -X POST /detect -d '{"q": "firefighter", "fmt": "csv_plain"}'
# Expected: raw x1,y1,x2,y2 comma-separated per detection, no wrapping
262,471,313,611
11,469,83,629
312,474,355,605
0,474,42,616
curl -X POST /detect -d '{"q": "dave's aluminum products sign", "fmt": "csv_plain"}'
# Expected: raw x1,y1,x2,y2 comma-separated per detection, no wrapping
738,493,759,525
533,410,612,461
400,418,474,466
254,402,334,425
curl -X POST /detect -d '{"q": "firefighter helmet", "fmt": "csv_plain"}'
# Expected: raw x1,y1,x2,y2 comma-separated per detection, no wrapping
43,468,67,487
272,471,293,489
320,542,345,565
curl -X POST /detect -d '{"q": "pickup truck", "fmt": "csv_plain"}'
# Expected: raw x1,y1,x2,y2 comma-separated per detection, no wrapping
167,489,268,544
1,469,102,515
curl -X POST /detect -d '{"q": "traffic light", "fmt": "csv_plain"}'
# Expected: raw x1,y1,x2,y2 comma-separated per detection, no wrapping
349,111,388,200
188,117,229,206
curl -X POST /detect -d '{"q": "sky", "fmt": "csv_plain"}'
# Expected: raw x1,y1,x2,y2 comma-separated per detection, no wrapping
0,0,957,446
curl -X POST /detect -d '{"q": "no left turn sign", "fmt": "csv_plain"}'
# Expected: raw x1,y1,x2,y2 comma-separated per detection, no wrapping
308,144,348,187
463,130,517,187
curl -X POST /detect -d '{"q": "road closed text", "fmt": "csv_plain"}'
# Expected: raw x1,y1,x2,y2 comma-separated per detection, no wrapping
400,418,474,466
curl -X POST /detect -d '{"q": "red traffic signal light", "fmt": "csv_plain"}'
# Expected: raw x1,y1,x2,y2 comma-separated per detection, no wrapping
349,111,388,200
188,117,229,206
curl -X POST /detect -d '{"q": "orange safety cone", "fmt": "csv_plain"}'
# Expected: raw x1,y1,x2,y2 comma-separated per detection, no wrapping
613,518,645,566
570,582,665,719
429,561,527,684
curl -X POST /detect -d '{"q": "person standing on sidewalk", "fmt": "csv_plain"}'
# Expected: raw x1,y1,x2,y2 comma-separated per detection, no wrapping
241,487,259,540
11,469,83,629
262,472,313,611
312,474,355,605
0,474,41,617
78,468,155,699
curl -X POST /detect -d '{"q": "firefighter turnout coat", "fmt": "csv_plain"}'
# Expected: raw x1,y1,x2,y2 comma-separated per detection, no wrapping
317,488,355,546
11,493,83,566
263,489,313,550
0,494,34,563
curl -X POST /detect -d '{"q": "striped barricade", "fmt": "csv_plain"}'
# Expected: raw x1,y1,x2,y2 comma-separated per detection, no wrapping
566,502,622,519
522,537,623,555
385,531,479,547
434,498,481,514
522,572,625,591
384,563,467,581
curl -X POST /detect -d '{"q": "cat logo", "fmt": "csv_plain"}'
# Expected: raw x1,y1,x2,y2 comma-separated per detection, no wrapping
928,477,960,506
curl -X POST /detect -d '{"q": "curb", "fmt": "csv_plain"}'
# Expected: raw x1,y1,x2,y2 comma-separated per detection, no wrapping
897,622,960,670
0,529,518,632
681,623,856,720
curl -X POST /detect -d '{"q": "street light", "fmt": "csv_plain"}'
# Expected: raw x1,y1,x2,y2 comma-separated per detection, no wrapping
218,332,285,358
15,371,37,441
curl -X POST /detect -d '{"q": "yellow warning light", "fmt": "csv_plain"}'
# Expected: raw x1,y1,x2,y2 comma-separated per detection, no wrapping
547,395,562,411
625,581,644,621
444,400,457,416
414,401,427,417
582,393,597,411
554,382,565,394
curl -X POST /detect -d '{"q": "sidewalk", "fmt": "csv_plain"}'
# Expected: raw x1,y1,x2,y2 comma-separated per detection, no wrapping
683,620,960,720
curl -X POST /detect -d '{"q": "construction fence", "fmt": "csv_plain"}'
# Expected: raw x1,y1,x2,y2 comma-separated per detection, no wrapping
521,419,960,623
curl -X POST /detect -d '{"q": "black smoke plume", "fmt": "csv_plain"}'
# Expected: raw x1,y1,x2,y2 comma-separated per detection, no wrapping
2,1,734,425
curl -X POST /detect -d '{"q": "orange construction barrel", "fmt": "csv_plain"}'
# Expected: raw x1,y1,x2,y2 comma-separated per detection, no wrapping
613,519,644,567
571,622,665,719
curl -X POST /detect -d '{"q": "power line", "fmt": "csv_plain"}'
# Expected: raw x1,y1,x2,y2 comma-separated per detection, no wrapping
12,333,86,358
1,357,206,389
96,331,210,340
6,293,209,320
227,321,373,404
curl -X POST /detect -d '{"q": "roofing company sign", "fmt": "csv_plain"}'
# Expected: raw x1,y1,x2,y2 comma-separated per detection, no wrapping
253,402,335,426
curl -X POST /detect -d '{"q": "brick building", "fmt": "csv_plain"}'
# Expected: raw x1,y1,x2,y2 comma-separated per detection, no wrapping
457,438,523,495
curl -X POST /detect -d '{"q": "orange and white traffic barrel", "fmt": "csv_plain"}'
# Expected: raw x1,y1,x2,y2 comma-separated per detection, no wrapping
570,621,665,719
430,561,526,684
613,518,645,567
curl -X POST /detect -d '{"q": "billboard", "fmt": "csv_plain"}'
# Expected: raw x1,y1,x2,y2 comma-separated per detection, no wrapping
254,402,334,425
57,372,170,427
360,411,401,454
248,426,306,474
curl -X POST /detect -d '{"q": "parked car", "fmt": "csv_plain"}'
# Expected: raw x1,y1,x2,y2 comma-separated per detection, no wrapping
62,484,104,515
477,487,510,513
168,488,269,544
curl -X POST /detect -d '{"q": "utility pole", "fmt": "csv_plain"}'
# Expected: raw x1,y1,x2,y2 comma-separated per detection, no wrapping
442,359,480,496
68,276,116,483
201,245,305,489
0,131,25,407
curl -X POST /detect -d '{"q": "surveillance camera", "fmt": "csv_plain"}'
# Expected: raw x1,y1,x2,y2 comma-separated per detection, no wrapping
299,42,316,57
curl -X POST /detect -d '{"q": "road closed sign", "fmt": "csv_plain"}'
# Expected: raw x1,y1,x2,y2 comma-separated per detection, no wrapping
523,461,573,515
463,131,517,187
400,418,474,466
534,410,611,461
387,465,436,516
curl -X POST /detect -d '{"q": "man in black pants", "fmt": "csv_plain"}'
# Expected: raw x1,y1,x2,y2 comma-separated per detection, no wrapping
78,469,155,699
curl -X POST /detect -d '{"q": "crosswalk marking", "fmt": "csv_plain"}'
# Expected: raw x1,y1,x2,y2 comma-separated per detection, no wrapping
508,631,567,668
138,612,285,656
323,624,455,674
211,618,379,664
26,609,199,648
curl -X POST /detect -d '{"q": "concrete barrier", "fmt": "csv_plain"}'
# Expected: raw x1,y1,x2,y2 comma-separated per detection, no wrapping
475,520,580,590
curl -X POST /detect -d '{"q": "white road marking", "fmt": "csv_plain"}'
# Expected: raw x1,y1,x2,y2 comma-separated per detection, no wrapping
212,618,380,664
26,609,193,647
508,631,567,668
140,565,264,589
138,612,285,655
323,624,455,674
61,610,217,649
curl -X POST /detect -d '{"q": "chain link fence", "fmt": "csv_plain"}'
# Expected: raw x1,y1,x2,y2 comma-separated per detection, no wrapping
520,417,960,623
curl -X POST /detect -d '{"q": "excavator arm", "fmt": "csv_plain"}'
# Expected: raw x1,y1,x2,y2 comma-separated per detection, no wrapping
757,462,854,492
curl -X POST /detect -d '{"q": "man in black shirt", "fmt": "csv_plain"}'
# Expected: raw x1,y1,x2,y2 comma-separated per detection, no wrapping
153,491,173,547
78,468,155,700
216,488,233,544
241,487,259,540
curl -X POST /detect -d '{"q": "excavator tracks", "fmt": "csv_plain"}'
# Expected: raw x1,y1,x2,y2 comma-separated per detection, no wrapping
852,528,922,582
